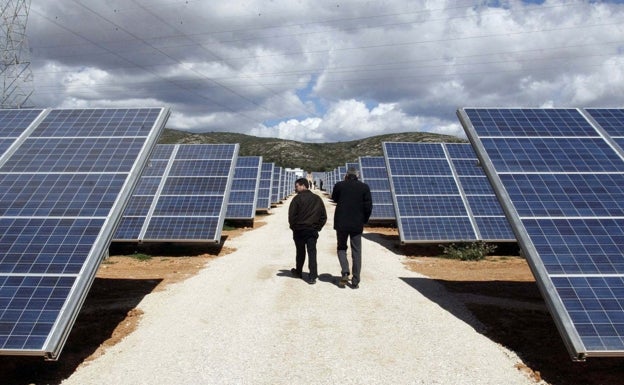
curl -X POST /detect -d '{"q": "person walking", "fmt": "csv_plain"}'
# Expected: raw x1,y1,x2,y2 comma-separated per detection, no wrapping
331,167,372,289
288,178,327,284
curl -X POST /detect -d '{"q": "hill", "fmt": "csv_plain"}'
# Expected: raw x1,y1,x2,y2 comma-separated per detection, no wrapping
158,129,466,171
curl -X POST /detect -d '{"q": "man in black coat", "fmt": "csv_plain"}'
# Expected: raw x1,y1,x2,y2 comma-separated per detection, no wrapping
288,178,327,284
331,167,372,288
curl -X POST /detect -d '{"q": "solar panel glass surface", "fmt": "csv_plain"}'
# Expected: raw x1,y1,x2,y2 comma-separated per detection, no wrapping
459,107,624,359
256,162,273,210
0,107,167,358
226,156,261,219
585,108,624,137
115,144,238,242
384,142,514,243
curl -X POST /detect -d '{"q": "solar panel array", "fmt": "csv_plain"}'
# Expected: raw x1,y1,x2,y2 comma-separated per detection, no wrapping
115,143,238,243
0,107,168,359
458,107,624,360
358,156,396,221
226,156,262,220
383,142,515,243
256,162,274,211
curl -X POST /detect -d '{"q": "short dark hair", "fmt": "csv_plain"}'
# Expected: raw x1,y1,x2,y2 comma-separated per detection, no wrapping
295,178,309,188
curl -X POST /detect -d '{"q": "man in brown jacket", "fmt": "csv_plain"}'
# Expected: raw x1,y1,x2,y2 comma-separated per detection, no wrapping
288,178,327,284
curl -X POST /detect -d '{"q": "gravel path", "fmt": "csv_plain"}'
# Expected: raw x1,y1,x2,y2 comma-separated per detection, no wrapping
62,191,536,385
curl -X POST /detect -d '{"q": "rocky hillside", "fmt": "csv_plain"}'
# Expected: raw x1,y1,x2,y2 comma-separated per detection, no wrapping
158,129,465,171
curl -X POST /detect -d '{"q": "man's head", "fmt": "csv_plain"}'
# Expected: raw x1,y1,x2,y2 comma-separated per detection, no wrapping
345,167,358,180
295,178,309,193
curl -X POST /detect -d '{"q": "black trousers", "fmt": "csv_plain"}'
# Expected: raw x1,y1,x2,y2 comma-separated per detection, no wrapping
293,229,319,279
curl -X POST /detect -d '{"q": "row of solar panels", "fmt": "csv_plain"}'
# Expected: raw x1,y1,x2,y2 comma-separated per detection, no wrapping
319,142,516,243
114,144,297,243
0,108,296,359
3,106,624,362
320,108,624,361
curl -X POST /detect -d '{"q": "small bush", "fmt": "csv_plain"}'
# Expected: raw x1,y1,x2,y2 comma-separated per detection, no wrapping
439,241,497,261
130,252,152,262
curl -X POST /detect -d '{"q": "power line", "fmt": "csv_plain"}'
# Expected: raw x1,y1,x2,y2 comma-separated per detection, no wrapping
128,0,315,118
69,0,281,119
30,7,264,126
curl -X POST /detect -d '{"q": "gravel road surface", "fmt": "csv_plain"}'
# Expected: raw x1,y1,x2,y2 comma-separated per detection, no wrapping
61,191,536,385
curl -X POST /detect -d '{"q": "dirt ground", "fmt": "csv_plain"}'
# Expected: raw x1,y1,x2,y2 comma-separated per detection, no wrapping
3,222,624,385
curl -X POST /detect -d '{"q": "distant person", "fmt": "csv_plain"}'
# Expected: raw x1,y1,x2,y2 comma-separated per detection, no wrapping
319,179,324,191
288,178,327,284
331,167,372,289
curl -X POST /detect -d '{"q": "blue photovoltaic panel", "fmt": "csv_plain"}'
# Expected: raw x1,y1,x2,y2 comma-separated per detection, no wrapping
143,217,219,240
383,142,445,158
162,177,229,195
447,144,515,241
458,107,624,360
256,162,273,211
0,174,127,217
346,162,359,173
359,156,395,221
383,142,514,243
115,143,238,243
226,156,262,220
1,138,146,173
583,109,624,137
280,168,287,200
0,109,44,138
0,107,168,359
271,166,282,204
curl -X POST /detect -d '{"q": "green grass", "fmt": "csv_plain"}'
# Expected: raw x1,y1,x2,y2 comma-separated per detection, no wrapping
129,252,152,262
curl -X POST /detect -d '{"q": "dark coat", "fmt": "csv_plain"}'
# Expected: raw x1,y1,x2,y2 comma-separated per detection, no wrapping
288,190,327,231
331,177,373,232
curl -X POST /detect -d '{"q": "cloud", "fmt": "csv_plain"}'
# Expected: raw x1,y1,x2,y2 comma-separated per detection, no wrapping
20,0,624,141
249,99,463,142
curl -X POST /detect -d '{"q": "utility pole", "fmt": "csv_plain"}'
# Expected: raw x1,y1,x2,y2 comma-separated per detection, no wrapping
1,0,33,109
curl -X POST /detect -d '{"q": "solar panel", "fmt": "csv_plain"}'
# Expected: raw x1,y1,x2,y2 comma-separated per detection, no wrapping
271,166,282,204
115,143,238,243
226,156,262,220
458,107,624,360
0,107,168,359
359,156,395,221
346,162,359,172
256,162,274,211
383,142,515,243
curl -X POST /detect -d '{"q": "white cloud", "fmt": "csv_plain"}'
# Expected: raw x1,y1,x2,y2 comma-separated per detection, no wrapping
248,99,463,142
24,0,624,141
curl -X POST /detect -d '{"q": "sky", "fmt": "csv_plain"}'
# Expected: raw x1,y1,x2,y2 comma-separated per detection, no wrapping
22,0,624,142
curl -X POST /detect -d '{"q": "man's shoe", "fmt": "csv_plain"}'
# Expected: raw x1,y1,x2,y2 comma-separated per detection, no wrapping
290,268,302,278
307,278,317,285
338,274,349,288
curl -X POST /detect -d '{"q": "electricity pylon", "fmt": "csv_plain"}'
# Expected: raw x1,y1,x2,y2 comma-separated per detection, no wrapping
1,0,33,109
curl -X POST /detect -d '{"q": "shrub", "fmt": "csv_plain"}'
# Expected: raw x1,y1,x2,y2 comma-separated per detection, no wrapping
439,241,497,261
